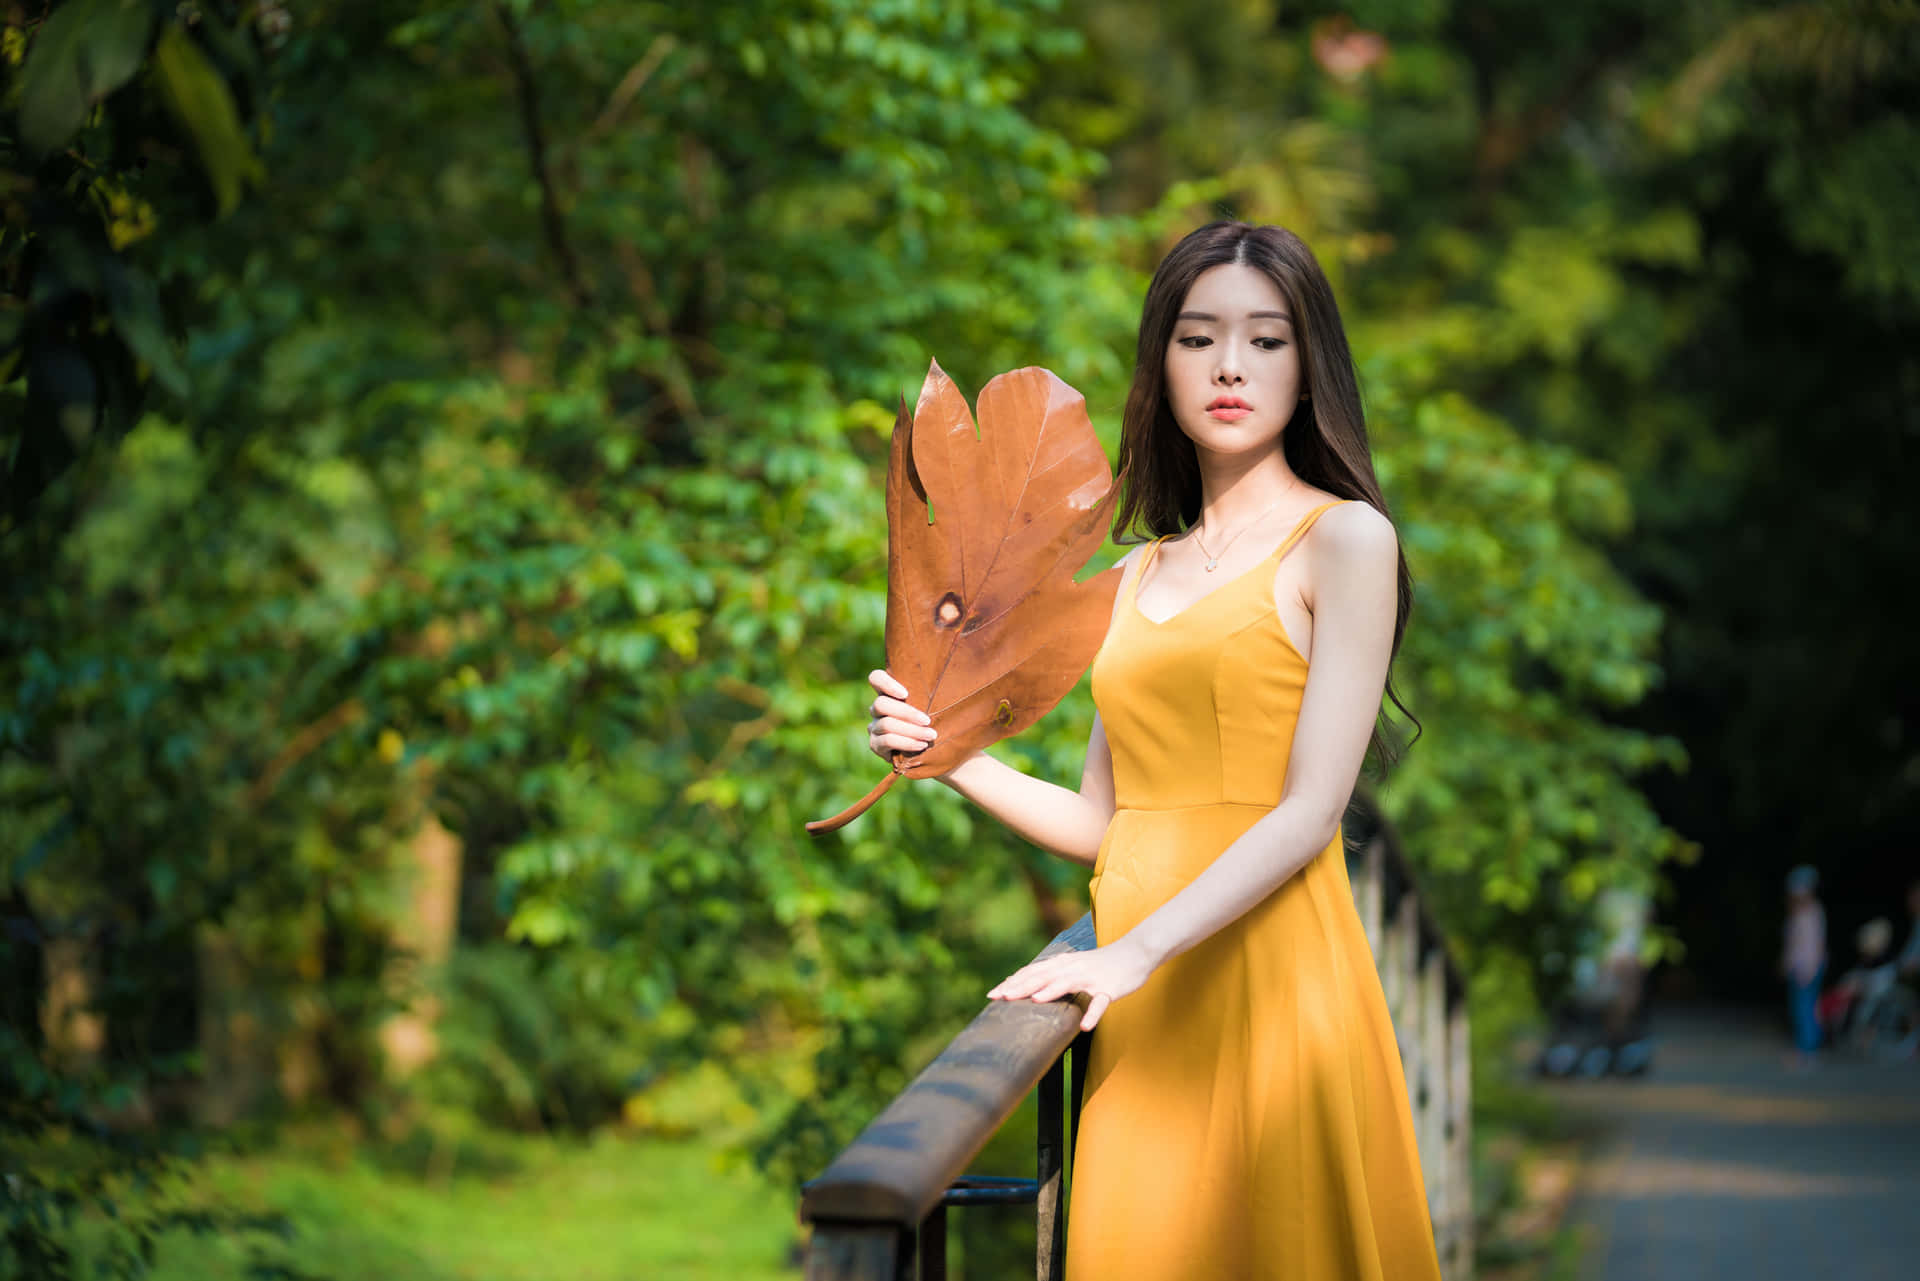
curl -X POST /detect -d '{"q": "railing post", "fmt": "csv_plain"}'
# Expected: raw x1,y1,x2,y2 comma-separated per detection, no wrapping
917,1203,946,1281
1418,947,1448,1225
1357,836,1386,958
1444,1001,1474,1281
1068,1029,1090,1167
1037,1052,1067,1280
803,1225,905,1281
1389,893,1421,1087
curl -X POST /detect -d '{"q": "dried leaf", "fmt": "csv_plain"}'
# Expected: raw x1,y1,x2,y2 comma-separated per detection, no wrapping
809,360,1122,834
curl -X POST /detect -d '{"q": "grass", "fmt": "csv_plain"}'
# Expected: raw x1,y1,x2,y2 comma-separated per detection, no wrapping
63,1126,803,1281
1471,1046,1612,1281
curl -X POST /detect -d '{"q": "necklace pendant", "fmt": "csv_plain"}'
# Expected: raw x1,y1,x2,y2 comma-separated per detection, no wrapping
1204,557,1219,572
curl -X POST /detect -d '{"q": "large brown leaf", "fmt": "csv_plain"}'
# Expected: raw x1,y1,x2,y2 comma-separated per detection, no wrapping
808,360,1123,835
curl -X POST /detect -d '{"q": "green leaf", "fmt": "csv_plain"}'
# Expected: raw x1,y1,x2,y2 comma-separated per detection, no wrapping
102,261,188,396
150,23,263,217
16,0,157,156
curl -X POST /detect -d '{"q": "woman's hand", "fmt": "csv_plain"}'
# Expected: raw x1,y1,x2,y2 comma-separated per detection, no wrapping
867,669,937,762
988,937,1156,1032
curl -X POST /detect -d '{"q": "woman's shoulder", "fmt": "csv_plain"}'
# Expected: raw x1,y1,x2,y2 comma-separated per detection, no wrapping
1306,495,1398,562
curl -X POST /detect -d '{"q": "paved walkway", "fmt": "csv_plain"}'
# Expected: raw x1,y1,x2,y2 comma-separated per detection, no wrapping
1557,1004,1920,1281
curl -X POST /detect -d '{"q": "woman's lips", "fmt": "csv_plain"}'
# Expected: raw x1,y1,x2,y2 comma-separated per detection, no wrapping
1207,406,1252,421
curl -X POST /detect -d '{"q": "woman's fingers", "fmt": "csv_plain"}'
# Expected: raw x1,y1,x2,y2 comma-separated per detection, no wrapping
989,961,1054,999
870,715,935,748
873,732,930,755
864,671,936,761
990,960,1067,1002
872,715,935,743
1037,973,1097,1004
986,972,1020,1000
868,669,912,701
866,674,933,753
870,696,932,727
988,945,1146,1032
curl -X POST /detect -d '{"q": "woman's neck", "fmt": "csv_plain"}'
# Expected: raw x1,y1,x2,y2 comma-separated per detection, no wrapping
1192,448,1305,536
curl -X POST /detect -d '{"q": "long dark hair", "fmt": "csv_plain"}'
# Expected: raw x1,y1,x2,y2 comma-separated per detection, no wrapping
1113,220,1419,764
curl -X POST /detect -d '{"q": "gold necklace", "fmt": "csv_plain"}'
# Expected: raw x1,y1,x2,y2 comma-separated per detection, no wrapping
1191,496,1288,572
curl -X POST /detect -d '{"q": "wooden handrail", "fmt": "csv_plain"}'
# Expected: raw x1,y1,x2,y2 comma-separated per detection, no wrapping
802,915,1094,1228
801,794,1475,1280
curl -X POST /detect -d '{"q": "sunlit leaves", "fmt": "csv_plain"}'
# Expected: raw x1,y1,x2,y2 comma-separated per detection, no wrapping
0,0,1795,1203
152,23,265,217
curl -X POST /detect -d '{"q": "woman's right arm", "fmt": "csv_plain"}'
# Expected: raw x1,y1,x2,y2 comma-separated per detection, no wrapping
865,549,1139,867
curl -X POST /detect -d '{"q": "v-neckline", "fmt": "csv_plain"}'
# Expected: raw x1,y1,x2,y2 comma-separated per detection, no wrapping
1130,502,1340,628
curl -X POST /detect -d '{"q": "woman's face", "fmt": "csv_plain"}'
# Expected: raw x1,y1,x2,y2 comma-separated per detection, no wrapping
1163,262,1304,458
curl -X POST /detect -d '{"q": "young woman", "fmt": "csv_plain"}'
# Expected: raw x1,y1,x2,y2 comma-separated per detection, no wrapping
864,221,1440,1279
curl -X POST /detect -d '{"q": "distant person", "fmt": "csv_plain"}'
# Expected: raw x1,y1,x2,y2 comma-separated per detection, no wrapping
1597,886,1651,1052
1819,917,1895,1042
1780,865,1826,1066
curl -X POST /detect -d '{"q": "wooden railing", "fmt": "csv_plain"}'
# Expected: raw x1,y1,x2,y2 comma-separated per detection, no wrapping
800,796,1472,1280
1347,799,1474,1279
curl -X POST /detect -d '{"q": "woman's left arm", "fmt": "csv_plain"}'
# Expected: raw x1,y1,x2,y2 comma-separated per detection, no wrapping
988,504,1401,1030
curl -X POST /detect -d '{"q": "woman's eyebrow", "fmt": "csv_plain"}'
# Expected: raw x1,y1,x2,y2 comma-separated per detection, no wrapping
1175,310,1292,322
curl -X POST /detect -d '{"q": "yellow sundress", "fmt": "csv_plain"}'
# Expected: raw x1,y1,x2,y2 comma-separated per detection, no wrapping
1066,500,1442,1280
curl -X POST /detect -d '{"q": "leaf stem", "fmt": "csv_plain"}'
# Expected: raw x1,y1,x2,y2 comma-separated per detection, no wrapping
805,771,899,835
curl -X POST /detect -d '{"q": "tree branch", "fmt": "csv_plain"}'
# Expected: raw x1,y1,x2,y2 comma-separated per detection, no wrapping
246,699,364,810
494,1,589,307
586,34,677,143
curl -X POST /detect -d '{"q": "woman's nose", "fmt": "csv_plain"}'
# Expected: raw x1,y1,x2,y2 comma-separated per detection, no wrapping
1214,360,1244,386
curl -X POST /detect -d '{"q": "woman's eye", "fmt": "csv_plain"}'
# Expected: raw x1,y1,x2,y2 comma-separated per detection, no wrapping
1254,337,1288,351
1176,335,1211,349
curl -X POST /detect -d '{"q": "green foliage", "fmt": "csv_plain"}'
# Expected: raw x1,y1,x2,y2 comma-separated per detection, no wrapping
2,1,272,527
417,944,642,1134
38,1129,799,1281
0,1093,307,1281
9,7,1914,1261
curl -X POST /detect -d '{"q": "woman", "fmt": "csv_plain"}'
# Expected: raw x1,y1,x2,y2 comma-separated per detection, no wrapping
864,221,1440,1278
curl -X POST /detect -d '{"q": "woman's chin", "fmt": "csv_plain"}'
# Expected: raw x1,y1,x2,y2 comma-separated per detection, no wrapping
1179,420,1287,457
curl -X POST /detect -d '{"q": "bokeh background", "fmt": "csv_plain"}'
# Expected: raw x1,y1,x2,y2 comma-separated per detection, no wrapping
3,2,1915,1278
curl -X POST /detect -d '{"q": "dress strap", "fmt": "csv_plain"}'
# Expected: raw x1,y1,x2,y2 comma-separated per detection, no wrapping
1265,499,1350,566
1121,535,1171,609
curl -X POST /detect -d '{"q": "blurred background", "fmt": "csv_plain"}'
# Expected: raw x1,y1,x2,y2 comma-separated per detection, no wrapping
3,1,1915,1278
